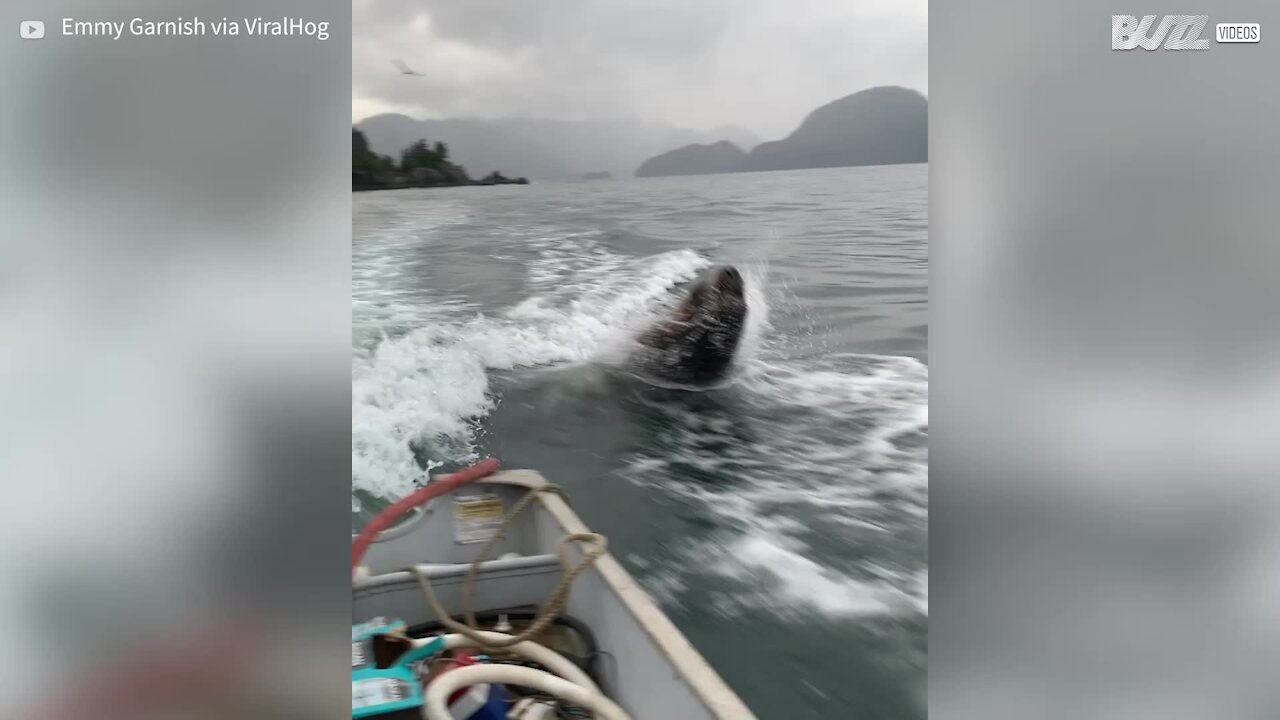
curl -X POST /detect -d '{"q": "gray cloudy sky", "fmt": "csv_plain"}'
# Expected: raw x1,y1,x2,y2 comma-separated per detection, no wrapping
352,0,927,139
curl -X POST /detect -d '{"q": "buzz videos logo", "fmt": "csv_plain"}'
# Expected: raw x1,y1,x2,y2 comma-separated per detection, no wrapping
1112,15,1209,49
1112,15,1261,50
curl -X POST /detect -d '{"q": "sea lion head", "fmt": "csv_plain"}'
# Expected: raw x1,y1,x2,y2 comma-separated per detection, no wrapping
635,265,749,386
674,265,746,322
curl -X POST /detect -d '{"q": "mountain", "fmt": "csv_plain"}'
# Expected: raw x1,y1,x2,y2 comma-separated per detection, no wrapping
633,86,927,178
747,86,927,171
635,140,749,178
710,124,761,152
355,115,759,181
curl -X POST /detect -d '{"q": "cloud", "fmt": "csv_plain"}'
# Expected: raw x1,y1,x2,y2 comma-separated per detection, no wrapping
353,0,927,138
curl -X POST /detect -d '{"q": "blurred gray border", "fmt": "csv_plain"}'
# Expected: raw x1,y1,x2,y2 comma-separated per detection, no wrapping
0,1,351,716
932,1,1280,718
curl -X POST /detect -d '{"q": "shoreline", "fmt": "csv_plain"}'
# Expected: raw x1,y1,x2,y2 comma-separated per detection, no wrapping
352,179,529,193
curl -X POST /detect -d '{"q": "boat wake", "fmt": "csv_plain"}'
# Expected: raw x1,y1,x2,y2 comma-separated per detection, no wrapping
352,245,712,502
352,232,926,622
620,353,928,621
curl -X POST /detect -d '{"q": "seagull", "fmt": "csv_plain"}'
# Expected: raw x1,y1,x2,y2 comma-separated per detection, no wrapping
392,59,424,76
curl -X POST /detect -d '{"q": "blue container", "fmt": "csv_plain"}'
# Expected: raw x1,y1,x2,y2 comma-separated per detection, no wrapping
352,619,445,719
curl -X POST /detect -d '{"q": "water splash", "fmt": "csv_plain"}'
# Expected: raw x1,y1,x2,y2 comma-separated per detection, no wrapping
352,247,710,500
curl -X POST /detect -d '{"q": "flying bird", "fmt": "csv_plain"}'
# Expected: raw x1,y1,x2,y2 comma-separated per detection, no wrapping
392,59,423,76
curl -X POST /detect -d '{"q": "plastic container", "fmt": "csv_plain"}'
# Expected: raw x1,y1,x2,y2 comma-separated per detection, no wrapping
447,681,509,719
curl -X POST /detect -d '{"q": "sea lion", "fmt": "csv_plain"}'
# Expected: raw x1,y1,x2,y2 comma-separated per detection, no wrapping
632,265,748,386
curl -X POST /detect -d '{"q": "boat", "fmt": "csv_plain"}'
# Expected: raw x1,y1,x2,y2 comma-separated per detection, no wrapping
352,462,757,720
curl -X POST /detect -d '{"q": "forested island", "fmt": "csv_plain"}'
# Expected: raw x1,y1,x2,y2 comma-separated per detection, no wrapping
352,128,528,191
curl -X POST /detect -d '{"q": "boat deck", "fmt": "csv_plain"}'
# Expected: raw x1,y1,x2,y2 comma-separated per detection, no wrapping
353,469,757,720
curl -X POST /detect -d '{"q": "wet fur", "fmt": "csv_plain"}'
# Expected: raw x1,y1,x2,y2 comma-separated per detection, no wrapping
633,266,748,386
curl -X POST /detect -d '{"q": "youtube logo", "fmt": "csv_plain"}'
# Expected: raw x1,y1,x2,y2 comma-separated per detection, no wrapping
20,20,45,40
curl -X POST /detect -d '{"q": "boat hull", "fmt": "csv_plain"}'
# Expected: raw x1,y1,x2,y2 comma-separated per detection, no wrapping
353,470,756,720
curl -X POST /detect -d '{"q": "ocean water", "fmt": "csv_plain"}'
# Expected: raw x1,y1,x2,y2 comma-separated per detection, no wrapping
352,164,927,719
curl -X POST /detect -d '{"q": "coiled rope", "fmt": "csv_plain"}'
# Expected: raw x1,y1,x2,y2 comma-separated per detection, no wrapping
412,483,608,649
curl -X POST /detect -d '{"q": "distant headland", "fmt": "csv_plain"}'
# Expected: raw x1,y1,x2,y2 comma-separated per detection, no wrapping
352,128,528,192
635,86,927,178
354,115,761,182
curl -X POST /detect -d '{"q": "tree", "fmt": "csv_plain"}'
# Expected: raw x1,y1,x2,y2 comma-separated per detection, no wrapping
400,139,444,172
353,128,370,159
352,127,403,190
355,132,478,189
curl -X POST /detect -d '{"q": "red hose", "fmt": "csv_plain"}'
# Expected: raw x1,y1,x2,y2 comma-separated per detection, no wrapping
352,458,500,575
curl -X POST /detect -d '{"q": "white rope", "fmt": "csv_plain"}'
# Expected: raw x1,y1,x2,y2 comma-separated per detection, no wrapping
430,631,599,694
422,664,632,720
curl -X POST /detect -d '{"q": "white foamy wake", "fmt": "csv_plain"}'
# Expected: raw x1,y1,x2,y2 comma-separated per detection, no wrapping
352,231,927,622
351,247,710,500
622,352,929,620
726,534,926,618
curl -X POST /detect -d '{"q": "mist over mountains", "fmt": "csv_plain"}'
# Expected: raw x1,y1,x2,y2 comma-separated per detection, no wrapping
636,86,927,178
355,114,760,181
356,86,925,182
